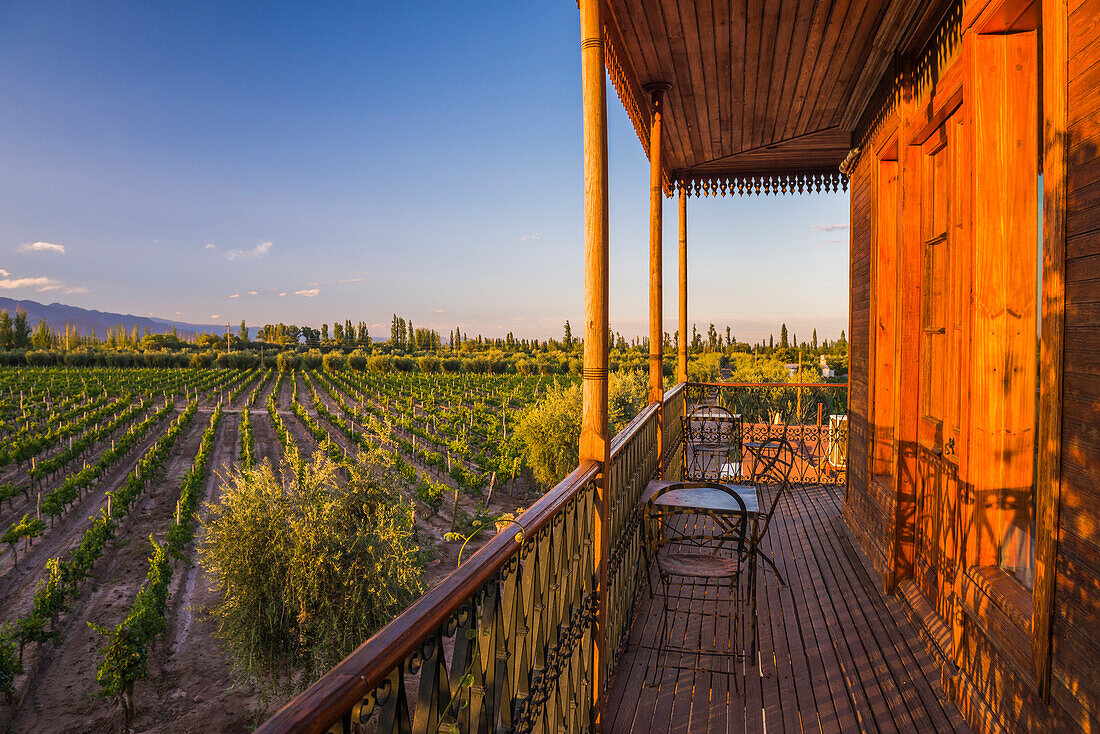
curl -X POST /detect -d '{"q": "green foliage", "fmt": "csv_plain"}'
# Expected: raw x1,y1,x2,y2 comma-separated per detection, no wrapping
514,382,582,487
687,352,724,383
515,371,648,487
92,539,171,703
199,451,424,694
0,625,21,701
726,353,792,383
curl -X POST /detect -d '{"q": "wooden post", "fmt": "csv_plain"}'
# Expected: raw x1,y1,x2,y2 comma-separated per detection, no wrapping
579,0,610,725
646,81,670,474
1034,0,1068,701
677,188,688,384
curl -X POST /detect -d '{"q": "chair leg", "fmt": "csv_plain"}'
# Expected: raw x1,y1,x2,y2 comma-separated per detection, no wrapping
749,553,759,658
759,551,787,587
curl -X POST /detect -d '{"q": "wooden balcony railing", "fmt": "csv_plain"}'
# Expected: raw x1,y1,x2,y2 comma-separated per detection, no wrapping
255,381,845,733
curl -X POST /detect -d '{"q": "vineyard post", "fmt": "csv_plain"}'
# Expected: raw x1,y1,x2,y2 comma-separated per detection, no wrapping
450,486,460,531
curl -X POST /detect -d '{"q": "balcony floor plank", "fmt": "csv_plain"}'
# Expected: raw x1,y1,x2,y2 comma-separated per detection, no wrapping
605,483,970,733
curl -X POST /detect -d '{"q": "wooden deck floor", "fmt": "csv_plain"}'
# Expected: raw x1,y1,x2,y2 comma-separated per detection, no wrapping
605,483,970,734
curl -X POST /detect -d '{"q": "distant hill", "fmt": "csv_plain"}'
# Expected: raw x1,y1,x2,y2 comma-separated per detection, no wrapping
0,297,219,340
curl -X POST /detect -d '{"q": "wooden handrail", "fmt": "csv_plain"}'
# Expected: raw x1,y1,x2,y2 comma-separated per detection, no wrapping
257,459,601,734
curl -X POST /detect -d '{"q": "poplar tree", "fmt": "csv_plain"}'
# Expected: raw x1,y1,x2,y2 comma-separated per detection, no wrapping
0,311,14,349
12,309,31,348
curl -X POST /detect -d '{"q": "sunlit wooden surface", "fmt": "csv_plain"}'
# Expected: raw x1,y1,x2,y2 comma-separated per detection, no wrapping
606,483,969,734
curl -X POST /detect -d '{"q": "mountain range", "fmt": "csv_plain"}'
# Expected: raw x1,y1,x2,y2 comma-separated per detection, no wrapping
0,297,220,340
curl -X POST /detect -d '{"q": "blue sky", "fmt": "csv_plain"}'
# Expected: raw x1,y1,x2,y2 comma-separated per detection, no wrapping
0,1,849,342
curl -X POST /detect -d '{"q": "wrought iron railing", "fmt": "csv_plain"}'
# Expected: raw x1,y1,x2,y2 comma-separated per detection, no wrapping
682,382,848,485
256,385,683,734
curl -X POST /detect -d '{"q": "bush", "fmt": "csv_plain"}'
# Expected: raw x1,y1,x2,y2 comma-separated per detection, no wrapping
514,382,582,487
322,350,345,372
417,355,441,373
367,354,392,372
347,351,367,371
200,452,423,695
393,356,415,372
687,352,723,382
190,351,215,369
441,358,461,373
276,351,299,372
515,371,649,488
301,350,323,371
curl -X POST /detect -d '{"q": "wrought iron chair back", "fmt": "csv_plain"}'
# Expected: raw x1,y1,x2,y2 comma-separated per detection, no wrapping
682,405,741,481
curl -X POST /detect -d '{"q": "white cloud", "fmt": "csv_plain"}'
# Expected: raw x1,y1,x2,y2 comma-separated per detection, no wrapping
226,240,272,260
0,269,8,277
0,276,60,290
248,290,259,296
229,293,240,299
434,309,445,314
827,238,843,244
811,224,849,232
308,276,364,287
517,233,540,243
294,288,319,298
19,241,66,254
205,243,217,251
278,292,287,297
175,311,182,316
210,314,220,320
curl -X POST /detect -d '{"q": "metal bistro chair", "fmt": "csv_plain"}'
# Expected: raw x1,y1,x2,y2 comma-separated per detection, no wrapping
682,404,741,482
641,481,750,683
743,437,795,651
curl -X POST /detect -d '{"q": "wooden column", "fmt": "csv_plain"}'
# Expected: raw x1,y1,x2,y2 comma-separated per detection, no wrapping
677,188,688,384
646,83,669,476
1034,0,1067,700
578,0,610,725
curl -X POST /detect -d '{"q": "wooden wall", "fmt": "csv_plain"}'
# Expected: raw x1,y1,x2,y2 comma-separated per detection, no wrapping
841,1,1100,732
843,149,891,578
1051,0,1100,728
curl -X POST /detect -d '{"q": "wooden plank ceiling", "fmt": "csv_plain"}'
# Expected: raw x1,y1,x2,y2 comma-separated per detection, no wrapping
601,0,935,191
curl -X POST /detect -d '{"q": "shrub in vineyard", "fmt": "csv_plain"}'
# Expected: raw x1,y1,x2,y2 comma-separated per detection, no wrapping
199,450,424,696
515,370,648,486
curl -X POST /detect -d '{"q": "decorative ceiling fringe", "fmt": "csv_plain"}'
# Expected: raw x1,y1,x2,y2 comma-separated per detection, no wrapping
672,170,849,197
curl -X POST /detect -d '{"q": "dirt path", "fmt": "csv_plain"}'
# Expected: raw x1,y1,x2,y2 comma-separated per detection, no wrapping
7,417,209,733
249,410,283,469
131,418,261,734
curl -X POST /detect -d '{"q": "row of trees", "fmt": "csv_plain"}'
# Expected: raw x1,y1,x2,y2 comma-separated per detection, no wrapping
1,307,848,369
